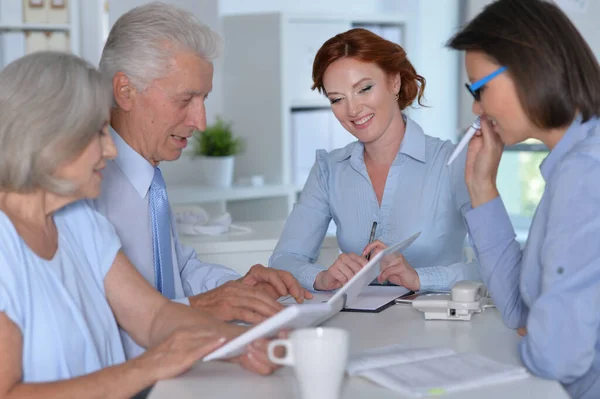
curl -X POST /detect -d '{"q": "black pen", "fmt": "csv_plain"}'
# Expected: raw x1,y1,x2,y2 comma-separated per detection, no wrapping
365,221,378,261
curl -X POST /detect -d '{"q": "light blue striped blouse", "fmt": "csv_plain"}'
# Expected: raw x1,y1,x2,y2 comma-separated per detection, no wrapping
465,116,600,399
270,115,480,291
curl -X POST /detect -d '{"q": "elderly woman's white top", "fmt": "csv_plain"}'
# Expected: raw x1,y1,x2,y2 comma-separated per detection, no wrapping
0,200,125,382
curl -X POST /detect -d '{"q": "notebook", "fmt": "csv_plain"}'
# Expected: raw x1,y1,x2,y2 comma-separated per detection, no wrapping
279,285,412,312
203,232,420,361
347,344,529,397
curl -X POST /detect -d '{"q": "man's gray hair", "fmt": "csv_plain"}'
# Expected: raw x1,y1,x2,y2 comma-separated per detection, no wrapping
99,1,222,94
0,51,112,194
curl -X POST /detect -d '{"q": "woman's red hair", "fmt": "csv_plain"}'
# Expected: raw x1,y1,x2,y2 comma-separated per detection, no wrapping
312,28,426,110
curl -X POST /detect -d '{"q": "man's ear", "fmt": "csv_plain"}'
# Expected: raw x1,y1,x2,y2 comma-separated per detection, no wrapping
113,72,136,111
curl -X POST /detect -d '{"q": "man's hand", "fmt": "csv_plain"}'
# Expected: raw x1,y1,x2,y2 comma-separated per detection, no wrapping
517,327,527,337
241,264,312,303
189,280,285,324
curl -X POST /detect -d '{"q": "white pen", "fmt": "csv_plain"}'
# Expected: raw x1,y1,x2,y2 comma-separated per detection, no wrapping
446,117,482,166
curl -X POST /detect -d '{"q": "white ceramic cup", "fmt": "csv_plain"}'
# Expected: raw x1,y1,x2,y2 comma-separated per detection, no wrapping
267,327,349,399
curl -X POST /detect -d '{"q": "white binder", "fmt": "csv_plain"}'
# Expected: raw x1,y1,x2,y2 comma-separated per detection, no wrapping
24,0,47,23
47,0,68,24
47,31,68,51
25,31,48,54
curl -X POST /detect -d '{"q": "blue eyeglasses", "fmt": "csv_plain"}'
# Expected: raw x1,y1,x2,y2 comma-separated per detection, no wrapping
465,66,507,101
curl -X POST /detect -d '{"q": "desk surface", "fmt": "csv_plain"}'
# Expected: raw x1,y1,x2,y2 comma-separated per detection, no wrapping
149,305,568,399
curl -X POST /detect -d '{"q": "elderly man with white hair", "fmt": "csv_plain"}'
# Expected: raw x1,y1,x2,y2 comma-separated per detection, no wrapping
0,51,278,399
91,1,310,359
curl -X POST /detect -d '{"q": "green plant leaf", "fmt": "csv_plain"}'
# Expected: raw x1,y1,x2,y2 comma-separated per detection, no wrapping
192,116,244,157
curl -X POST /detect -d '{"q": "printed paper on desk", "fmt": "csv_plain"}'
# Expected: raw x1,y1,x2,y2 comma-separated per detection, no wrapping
347,344,529,397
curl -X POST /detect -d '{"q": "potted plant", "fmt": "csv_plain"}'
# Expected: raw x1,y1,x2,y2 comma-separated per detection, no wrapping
191,116,244,187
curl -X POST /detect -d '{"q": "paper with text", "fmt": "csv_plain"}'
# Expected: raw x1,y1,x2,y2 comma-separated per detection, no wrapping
347,345,529,397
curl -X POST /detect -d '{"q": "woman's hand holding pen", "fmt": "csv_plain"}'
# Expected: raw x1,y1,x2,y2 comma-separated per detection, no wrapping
364,240,421,291
362,239,387,260
313,253,368,291
465,115,503,208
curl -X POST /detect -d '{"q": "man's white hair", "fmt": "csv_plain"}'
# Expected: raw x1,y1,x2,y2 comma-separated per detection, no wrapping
99,1,222,95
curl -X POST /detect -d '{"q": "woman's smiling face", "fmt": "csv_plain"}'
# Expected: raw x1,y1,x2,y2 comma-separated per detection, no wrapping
323,57,401,145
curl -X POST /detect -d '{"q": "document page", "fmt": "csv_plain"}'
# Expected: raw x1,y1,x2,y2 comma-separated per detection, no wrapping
279,292,333,305
356,352,529,397
347,344,455,375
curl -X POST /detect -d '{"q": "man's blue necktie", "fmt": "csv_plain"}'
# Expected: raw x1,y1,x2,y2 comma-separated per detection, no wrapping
149,167,175,299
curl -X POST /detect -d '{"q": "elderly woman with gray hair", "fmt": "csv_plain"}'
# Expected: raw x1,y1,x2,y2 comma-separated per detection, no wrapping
0,52,277,399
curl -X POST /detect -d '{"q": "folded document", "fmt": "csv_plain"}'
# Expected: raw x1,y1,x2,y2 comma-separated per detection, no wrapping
347,344,529,397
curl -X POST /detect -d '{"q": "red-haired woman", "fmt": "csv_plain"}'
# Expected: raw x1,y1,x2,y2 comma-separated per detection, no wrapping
270,28,480,293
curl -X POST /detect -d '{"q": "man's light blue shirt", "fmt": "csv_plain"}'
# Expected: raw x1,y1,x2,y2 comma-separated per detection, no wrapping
90,128,240,359
0,201,125,382
270,115,480,291
465,117,600,399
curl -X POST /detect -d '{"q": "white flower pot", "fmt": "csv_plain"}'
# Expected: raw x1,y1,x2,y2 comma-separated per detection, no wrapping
196,155,235,187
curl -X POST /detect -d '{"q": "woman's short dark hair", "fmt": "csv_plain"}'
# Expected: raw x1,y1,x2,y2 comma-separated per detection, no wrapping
448,0,600,129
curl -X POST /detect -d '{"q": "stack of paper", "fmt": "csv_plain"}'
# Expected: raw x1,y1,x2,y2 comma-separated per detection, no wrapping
347,344,529,397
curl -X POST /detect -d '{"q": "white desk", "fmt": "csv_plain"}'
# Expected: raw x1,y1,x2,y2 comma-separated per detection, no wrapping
149,305,569,399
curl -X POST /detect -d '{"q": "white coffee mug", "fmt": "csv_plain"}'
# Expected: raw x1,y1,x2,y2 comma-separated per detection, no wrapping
267,327,349,399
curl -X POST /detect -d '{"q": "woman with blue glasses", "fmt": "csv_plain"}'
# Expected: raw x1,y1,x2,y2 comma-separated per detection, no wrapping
449,0,600,398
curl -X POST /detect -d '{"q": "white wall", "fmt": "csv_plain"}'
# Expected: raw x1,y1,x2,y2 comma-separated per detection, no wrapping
557,0,600,59
220,0,418,15
79,0,105,66
409,0,461,142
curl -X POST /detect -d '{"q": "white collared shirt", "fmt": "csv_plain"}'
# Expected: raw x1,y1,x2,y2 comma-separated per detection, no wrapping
90,127,240,358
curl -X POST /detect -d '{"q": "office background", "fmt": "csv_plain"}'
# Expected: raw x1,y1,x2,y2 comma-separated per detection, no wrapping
0,0,598,237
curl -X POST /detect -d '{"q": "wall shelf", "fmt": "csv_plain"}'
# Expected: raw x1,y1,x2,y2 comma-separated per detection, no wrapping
0,23,71,31
0,0,80,66
289,98,331,110
168,184,298,205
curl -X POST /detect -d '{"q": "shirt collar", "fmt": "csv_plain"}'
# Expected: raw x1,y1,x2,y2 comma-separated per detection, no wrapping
110,126,155,198
399,116,427,163
540,116,598,181
333,114,426,164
